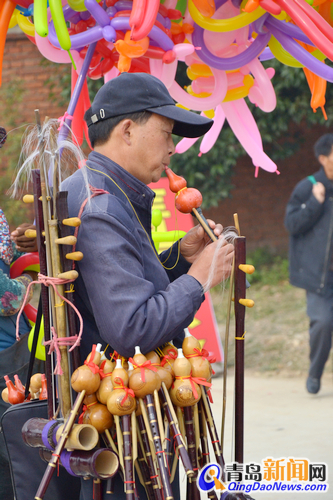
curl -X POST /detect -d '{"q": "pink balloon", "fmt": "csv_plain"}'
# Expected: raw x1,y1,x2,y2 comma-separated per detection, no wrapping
161,58,178,89
173,43,196,62
203,1,240,57
169,68,228,111
199,105,225,155
175,136,200,154
131,0,159,41
149,58,163,79
222,100,277,173
35,32,80,65
104,65,119,83
242,50,277,113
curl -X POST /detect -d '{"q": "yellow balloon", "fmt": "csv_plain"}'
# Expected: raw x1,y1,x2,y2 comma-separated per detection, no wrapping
223,74,254,102
187,63,213,80
28,316,46,361
9,11,17,29
269,36,326,68
67,0,87,12
188,0,265,32
16,12,35,36
203,109,215,118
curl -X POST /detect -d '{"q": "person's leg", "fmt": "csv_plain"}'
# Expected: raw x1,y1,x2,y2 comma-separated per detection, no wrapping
306,291,333,392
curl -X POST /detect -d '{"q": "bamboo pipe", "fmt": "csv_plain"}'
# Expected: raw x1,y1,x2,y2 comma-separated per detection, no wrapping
137,413,163,500
145,393,174,500
159,384,193,478
184,406,200,500
34,390,86,500
122,414,135,500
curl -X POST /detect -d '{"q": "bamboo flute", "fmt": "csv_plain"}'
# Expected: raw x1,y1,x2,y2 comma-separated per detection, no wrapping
34,390,86,500
35,110,72,418
145,393,174,500
136,434,156,500
55,191,81,372
137,412,163,500
31,169,55,418
183,406,200,500
122,414,135,500
200,389,225,480
159,384,193,478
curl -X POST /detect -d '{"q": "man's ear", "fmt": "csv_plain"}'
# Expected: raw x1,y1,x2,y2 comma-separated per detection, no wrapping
118,119,133,146
318,154,327,168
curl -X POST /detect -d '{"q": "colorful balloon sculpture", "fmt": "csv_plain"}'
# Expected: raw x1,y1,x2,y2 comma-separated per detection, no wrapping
2,0,333,174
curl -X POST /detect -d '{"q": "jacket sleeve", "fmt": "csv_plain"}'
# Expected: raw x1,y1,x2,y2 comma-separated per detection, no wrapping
0,270,33,316
284,180,325,236
77,210,204,358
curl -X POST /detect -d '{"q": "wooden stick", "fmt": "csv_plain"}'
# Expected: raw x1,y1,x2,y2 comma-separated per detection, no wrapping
234,237,246,465
192,207,217,242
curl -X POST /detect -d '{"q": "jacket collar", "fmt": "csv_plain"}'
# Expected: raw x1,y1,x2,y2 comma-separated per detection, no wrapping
86,151,156,209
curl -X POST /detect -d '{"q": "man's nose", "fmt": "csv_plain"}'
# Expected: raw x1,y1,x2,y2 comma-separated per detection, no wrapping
169,138,175,156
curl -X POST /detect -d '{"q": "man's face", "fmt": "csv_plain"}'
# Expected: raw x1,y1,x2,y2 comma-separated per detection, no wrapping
129,114,175,185
319,147,333,180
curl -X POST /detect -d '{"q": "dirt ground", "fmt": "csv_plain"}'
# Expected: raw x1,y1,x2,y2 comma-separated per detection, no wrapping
180,371,332,499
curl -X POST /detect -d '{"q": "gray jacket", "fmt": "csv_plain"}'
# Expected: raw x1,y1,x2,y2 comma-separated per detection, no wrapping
61,152,204,360
284,167,333,295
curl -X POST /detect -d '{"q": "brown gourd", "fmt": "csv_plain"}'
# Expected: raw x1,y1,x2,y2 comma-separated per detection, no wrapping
182,328,212,382
169,348,201,407
129,346,161,398
107,359,136,416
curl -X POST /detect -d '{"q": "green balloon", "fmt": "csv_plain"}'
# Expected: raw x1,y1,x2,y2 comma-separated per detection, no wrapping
152,209,163,229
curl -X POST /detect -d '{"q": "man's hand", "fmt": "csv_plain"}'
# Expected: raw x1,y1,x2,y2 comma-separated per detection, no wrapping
11,223,38,253
312,182,325,204
188,238,234,291
180,220,223,264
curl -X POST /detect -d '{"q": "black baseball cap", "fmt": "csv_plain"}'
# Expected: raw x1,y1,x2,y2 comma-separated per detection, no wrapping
85,72,213,138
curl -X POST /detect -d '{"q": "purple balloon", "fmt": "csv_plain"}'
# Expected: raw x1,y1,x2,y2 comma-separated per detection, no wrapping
84,0,110,28
269,25,333,82
110,16,174,51
48,21,104,49
192,24,271,71
265,17,315,47
113,0,170,28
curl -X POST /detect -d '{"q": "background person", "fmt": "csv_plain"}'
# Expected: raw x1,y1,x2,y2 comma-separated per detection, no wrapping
0,209,38,500
285,133,333,394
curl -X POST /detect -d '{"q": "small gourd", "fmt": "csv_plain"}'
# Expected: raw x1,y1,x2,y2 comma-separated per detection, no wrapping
82,393,113,434
169,349,201,407
107,359,136,416
129,347,161,398
71,345,101,394
182,329,211,382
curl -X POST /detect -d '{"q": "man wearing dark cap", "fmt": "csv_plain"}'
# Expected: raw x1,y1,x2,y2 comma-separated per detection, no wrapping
62,72,234,499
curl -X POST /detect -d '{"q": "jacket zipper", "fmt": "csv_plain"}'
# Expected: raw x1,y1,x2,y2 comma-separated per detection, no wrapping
320,197,333,288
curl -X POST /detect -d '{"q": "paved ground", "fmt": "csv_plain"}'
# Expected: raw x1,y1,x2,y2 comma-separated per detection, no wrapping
180,371,333,499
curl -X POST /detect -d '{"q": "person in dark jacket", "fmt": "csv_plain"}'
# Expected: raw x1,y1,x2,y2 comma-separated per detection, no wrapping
285,133,333,394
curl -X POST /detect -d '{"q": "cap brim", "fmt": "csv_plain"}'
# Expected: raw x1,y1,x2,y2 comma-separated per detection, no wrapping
148,105,213,138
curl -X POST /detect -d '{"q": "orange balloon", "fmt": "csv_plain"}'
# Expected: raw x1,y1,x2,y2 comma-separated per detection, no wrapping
0,0,16,87
243,0,260,13
115,31,149,59
191,0,215,18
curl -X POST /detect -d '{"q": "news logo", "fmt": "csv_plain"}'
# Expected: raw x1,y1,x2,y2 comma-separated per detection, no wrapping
198,463,227,493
